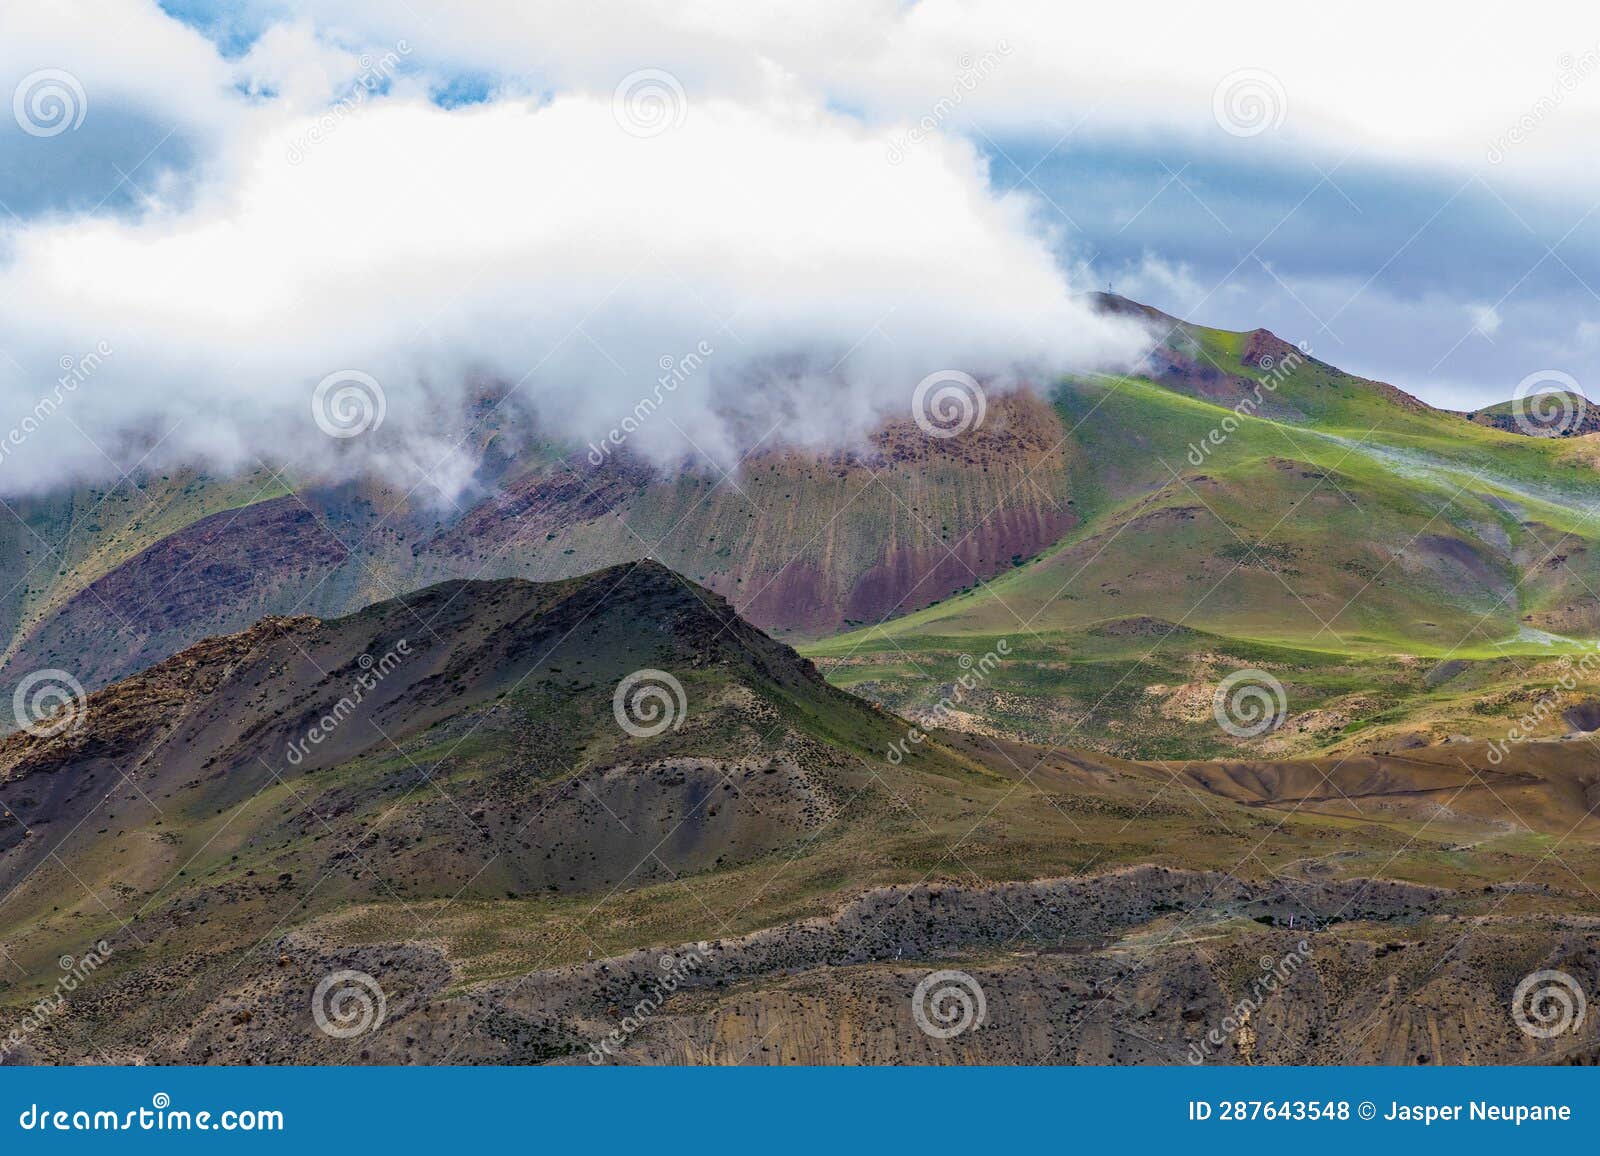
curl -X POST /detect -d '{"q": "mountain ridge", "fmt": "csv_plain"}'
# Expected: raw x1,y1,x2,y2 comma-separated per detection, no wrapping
6,296,1600,766
4,559,1600,1065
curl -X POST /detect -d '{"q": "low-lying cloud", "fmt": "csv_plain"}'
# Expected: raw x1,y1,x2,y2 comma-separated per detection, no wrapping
0,85,1149,497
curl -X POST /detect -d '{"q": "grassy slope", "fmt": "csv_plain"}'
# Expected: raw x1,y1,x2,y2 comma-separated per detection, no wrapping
804,316,1600,759
0,394,1082,715
0,467,293,668
6,613,1599,1013
3,566,1599,1061
7,307,1600,763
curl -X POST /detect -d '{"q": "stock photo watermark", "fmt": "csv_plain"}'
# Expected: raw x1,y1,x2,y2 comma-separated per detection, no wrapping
1187,940,1313,1063
1212,68,1287,137
1212,668,1288,739
613,669,688,738
613,69,687,138
587,949,708,1063
911,969,987,1040
286,41,412,164
312,969,388,1039
0,342,112,470
0,941,113,1061
587,341,714,465
911,369,986,439
1186,342,1310,465
17,1093,284,1132
1486,648,1600,765
311,370,386,439
1511,969,1586,1040
1507,369,1587,437
12,69,87,138
284,641,411,766
1488,43,1600,163
886,640,1010,763
885,42,1012,165
10,668,89,739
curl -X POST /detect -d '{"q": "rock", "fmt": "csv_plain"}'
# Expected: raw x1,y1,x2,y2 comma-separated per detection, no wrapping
1562,699,1600,732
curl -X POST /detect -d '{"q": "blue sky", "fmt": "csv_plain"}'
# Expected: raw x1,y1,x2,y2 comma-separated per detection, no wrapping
995,135,1600,407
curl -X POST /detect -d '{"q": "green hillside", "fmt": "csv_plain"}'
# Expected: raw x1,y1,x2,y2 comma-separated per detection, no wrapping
805,306,1600,759
8,298,1600,764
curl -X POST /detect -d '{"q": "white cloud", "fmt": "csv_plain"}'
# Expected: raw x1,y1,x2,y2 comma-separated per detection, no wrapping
1469,304,1503,337
0,88,1149,494
0,0,236,144
233,21,378,109
7,0,1593,496
261,0,1600,185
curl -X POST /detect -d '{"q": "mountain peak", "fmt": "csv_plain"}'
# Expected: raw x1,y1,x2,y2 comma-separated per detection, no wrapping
1086,290,1181,327
0,561,808,790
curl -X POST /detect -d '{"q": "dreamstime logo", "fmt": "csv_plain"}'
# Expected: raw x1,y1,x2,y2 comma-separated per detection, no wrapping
886,639,1010,764
311,370,386,439
11,668,87,738
1187,341,1310,465
16,1093,283,1132
1509,370,1586,437
1488,43,1600,163
285,40,411,164
0,939,112,1060
285,640,411,766
911,969,986,1040
1512,969,1587,1040
587,949,709,1063
613,669,687,738
1188,940,1313,1063
912,370,986,438
312,969,387,1039
588,341,714,465
12,69,87,138
1486,648,1600,765
613,69,687,138
1212,668,1287,738
0,341,112,470
1212,68,1287,137
885,41,1012,164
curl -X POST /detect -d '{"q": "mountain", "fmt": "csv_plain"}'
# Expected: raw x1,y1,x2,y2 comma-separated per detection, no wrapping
1468,391,1600,437
808,297,1600,758
5,293,1600,763
0,392,1077,699
0,562,894,908
2,564,1598,1064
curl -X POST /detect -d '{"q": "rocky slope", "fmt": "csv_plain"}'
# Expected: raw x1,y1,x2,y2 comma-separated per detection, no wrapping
3,564,1600,1065
20,866,1597,1066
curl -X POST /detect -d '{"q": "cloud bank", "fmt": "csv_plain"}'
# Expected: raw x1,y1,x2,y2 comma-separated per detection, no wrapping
198,0,1600,185
0,3,1150,497
8,0,1594,497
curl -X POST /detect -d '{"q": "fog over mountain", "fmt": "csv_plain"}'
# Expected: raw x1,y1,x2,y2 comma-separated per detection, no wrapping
0,7,1150,495
2,0,1595,495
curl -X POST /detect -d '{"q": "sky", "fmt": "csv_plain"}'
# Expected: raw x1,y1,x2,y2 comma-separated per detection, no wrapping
0,1,1596,494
